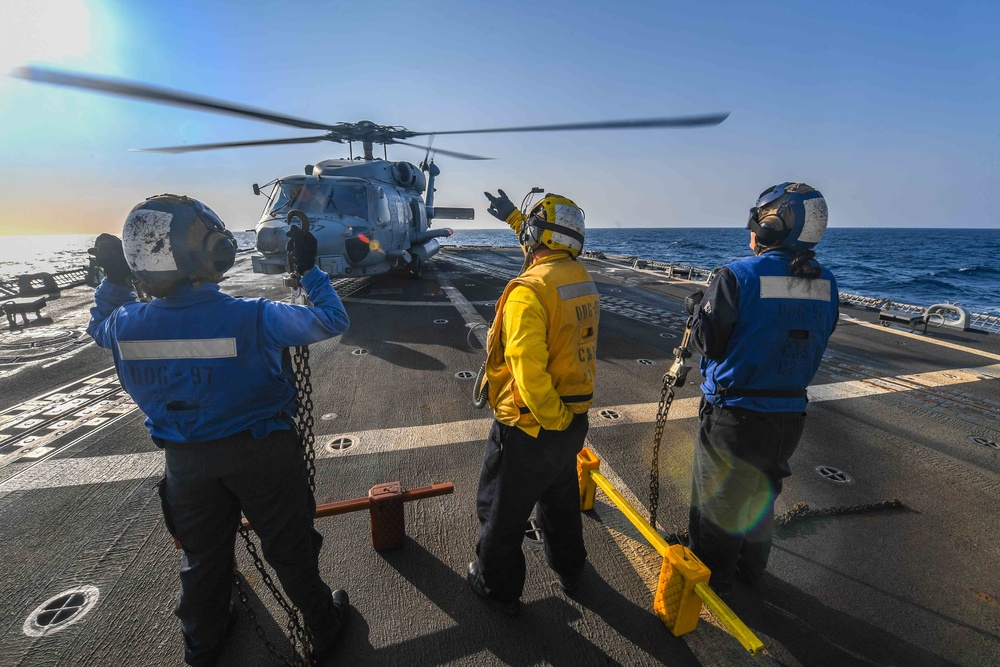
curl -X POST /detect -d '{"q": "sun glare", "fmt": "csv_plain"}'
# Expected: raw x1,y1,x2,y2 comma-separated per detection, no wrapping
0,0,92,73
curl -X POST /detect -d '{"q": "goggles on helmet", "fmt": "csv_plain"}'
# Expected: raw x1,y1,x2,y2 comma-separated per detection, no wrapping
746,182,792,230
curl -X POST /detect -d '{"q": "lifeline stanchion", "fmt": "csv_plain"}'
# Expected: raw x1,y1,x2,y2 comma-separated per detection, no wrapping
577,447,764,655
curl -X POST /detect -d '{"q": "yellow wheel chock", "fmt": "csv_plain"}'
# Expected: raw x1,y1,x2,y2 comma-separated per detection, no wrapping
577,447,764,655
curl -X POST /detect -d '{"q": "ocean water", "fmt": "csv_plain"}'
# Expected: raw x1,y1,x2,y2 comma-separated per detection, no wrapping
444,228,1000,317
1,229,997,316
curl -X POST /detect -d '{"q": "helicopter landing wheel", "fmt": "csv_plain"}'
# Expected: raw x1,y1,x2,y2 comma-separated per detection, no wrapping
409,256,423,279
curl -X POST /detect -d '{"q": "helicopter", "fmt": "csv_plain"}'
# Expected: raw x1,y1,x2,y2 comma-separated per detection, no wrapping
12,66,729,278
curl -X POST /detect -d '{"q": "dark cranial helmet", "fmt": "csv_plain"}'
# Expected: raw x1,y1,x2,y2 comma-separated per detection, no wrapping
519,193,586,258
122,194,236,283
746,183,828,252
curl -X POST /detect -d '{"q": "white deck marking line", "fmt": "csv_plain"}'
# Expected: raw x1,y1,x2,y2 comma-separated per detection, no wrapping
0,405,141,486
437,272,489,347
0,373,134,467
840,313,1000,362
0,450,164,494
3,361,998,494
809,363,1000,402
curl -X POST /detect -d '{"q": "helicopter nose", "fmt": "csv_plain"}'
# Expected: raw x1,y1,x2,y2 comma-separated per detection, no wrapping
256,226,287,253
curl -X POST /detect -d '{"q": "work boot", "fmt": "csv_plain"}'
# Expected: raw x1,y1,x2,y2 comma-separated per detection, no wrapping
467,560,520,616
556,571,581,595
735,562,763,586
310,589,350,665
182,599,237,667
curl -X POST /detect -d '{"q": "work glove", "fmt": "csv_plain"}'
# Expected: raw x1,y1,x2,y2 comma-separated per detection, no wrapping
90,233,132,285
484,189,516,222
286,225,318,274
684,290,704,317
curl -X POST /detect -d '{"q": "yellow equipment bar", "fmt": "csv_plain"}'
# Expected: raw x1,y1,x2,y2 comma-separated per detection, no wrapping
583,456,764,655
590,470,669,556
693,582,764,654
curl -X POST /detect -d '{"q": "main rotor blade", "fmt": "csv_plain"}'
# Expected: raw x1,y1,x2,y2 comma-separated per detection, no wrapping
131,135,332,154
414,113,730,136
11,65,337,131
393,140,492,160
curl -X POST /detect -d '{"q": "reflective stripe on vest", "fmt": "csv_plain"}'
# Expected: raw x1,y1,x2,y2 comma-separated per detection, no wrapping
557,281,598,301
118,338,237,360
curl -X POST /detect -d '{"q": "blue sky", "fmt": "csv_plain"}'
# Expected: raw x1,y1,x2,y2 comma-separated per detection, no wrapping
0,0,997,235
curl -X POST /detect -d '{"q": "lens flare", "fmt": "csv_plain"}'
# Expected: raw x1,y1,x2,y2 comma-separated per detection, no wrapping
692,457,776,535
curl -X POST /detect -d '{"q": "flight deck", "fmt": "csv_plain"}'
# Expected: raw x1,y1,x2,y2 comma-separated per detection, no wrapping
1,247,998,666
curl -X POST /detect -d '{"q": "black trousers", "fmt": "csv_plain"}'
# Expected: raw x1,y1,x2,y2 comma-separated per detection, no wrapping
475,414,588,603
687,398,805,595
157,428,341,666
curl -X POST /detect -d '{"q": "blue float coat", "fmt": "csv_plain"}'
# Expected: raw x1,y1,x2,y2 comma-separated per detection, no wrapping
88,267,349,442
693,250,838,412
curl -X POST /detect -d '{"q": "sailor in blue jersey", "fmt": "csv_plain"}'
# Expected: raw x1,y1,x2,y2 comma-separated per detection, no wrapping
687,183,838,597
87,194,351,666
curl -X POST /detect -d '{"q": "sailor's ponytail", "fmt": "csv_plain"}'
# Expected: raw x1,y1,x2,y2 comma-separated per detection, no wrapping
788,250,822,279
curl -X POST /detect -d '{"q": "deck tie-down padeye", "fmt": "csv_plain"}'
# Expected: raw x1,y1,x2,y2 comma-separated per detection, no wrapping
878,301,970,333
577,447,764,655
2,296,50,331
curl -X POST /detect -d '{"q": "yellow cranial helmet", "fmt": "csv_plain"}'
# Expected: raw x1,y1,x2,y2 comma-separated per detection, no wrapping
520,193,586,258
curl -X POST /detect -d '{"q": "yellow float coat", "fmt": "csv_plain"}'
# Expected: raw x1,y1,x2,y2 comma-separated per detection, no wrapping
483,253,600,436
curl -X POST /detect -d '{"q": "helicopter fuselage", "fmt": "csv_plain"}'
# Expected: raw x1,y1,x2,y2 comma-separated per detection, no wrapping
251,159,468,278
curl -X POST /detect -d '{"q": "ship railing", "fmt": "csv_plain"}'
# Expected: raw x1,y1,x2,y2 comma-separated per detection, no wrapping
968,313,1000,334
580,250,714,281
0,268,91,298
578,250,1000,336
838,292,1000,335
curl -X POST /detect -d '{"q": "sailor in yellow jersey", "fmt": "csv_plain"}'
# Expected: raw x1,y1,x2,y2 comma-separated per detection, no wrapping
467,188,599,616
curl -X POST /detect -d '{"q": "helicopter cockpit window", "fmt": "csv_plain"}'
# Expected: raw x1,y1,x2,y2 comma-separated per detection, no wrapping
329,185,369,220
265,182,369,220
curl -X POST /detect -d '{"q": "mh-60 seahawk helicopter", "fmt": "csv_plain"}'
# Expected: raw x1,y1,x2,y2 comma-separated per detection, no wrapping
13,66,729,278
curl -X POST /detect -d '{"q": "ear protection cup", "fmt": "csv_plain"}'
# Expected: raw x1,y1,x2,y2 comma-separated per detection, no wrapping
519,214,544,250
753,212,786,246
199,230,237,273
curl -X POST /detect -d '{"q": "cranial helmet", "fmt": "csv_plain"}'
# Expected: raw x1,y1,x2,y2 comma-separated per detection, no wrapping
520,193,586,258
746,183,828,252
123,194,236,283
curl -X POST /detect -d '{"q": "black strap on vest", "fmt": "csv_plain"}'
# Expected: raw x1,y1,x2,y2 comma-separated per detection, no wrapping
518,392,594,414
715,387,807,399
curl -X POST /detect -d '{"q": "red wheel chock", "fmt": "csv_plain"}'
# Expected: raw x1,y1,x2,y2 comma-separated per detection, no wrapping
172,481,454,551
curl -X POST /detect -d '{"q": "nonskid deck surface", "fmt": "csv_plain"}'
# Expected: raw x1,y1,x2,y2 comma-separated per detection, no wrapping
1,247,998,666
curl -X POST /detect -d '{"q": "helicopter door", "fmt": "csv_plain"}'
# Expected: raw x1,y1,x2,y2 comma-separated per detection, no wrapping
386,190,408,251
408,198,424,231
